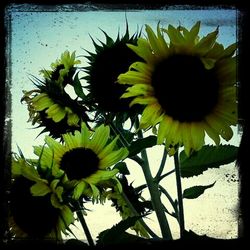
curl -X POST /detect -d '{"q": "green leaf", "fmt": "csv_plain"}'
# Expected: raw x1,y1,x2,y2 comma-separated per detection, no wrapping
73,72,86,99
96,216,144,246
180,144,238,178
183,182,216,199
128,135,157,157
114,162,130,175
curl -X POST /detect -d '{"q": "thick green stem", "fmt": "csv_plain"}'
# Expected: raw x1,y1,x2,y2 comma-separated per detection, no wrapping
111,117,172,239
109,121,157,238
139,146,172,239
155,148,168,180
134,121,172,239
174,150,185,238
159,185,178,220
75,202,95,246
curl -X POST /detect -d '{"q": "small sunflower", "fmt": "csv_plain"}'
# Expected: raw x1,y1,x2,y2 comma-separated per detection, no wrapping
83,23,144,115
9,154,75,240
118,22,237,156
21,51,90,139
33,122,129,200
40,50,81,86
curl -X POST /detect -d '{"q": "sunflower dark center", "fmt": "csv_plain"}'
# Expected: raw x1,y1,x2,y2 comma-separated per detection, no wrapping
151,54,219,122
89,43,142,112
60,147,100,180
10,177,59,238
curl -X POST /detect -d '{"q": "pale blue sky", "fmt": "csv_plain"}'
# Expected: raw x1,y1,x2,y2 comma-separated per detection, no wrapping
6,5,241,240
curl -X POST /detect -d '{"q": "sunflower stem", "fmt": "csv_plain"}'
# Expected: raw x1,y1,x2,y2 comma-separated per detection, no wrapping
158,169,175,182
155,147,168,180
159,185,179,221
109,122,129,148
174,150,185,238
139,144,173,240
135,121,172,240
75,203,95,247
109,120,158,238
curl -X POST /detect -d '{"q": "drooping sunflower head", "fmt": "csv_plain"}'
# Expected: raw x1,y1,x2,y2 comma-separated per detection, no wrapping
104,175,150,238
83,22,144,115
109,174,151,216
9,154,75,239
22,51,90,139
118,21,237,156
34,122,129,200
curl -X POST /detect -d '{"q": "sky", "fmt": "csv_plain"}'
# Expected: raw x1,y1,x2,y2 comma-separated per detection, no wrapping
5,4,241,241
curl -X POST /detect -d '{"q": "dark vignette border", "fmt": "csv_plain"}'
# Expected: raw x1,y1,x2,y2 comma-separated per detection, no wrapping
1,0,249,249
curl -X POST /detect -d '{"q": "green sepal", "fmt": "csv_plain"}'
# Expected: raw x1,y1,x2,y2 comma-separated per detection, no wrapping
114,162,130,175
72,72,86,100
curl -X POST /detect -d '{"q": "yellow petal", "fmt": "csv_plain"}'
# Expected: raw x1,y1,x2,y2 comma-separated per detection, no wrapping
46,104,66,122
45,135,65,159
73,181,87,199
190,122,205,151
146,24,167,56
33,94,54,111
63,133,80,150
127,38,154,63
205,114,233,141
118,71,150,85
67,112,79,126
181,123,192,156
122,84,153,98
163,24,185,45
129,96,156,106
86,169,119,184
157,116,172,145
195,27,219,54
91,124,110,154
98,136,119,159
185,21,201,44
99,148,128,169
30,182,51,196
203,121,220,145
81,122,90,147
129,61,153,77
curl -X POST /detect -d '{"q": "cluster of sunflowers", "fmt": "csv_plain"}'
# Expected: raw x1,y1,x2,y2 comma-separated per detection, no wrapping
8,21,238,244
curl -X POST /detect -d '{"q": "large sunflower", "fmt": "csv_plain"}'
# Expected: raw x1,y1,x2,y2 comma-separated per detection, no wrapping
118,22,237,156
22,51,90,139
83,23,144,116
33,123,129,200
9,153,75,240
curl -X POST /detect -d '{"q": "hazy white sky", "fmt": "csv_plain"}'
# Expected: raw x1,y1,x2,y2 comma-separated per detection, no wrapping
6,5,241,240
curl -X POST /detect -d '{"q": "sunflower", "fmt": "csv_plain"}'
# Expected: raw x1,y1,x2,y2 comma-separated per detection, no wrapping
118,21,237,156
21,51,90,139
83,22,144,116
9,153,75,240
40,50,81,86
33,122,129,200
